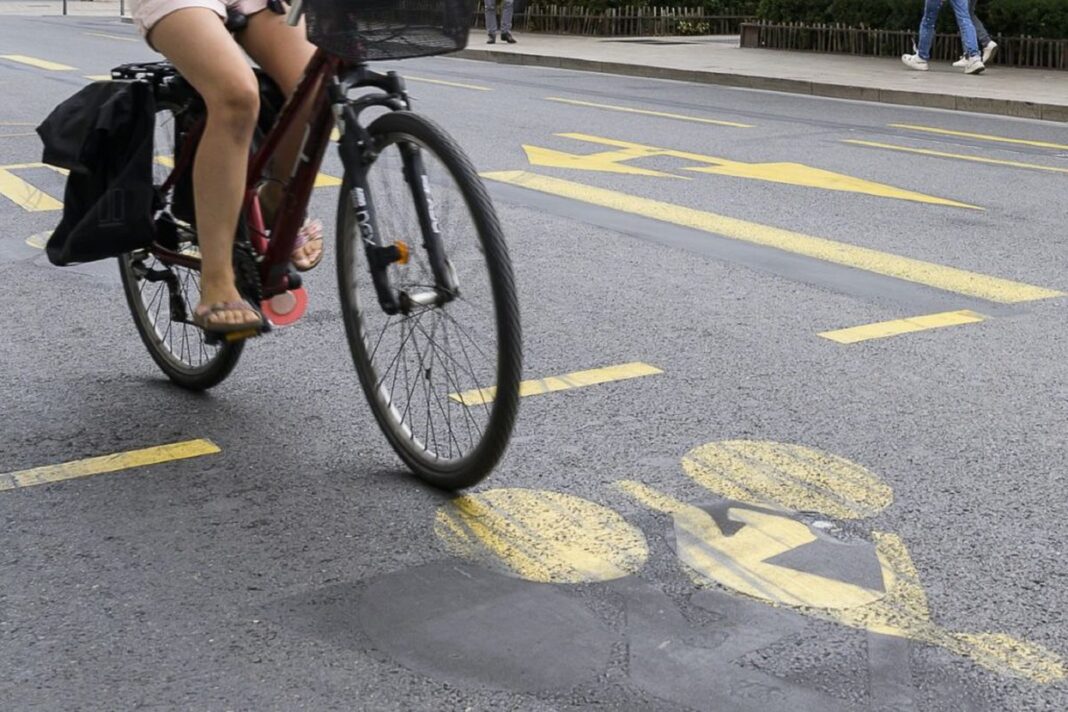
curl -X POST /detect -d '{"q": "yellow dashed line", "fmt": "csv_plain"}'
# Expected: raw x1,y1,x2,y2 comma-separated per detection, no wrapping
890,123,1068,151
83,32,139,43
450,361,662,406
845,140,1068,174
84,74,113,82
545,97,753,128
406,75,492,91
481,171,1063,304
0,54,76,71
819,309,986,344
0,439,220,492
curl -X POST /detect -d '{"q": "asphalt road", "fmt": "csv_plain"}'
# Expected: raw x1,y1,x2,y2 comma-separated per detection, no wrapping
2,15,1067,712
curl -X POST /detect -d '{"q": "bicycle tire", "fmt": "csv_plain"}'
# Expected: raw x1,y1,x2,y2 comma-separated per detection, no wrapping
337,111,521,490
119,99,243,391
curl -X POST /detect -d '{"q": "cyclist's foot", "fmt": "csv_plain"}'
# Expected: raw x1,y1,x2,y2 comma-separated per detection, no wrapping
192,299,264,333
292,218,324,272
501,32,516,43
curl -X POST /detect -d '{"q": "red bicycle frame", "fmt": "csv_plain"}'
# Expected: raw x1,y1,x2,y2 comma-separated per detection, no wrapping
157,49,343,298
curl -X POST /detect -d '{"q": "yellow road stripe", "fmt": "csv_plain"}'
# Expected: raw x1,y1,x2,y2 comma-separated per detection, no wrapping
25,231,50,249
0,167,63,211
84,74,112,81
545,97,753,128
450,361,662,406
0,132,36,138
0,439,220,492
845,140,1068,175
0,54,76,71
83,32,139,43
819,309,986,344
435,488,648,584
315,172,342,187
482,170,1063,304
406,75,492,91
890,123,1068,151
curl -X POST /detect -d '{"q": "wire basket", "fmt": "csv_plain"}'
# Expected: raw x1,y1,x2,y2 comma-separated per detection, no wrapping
305,0,475,62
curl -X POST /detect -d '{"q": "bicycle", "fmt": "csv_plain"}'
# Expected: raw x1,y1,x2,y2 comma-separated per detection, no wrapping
112,0,522,490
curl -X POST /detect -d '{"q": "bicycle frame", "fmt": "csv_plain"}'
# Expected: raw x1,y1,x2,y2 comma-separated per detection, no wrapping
152,47,458,315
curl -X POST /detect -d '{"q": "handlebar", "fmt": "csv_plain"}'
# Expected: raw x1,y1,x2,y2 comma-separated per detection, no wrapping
287,0,304,26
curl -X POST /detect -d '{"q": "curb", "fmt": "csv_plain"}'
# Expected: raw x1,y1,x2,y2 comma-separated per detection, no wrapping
454,48,1068,123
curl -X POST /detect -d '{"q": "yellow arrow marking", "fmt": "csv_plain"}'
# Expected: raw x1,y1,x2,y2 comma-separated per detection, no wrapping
819,309,986,344
523,144,682,177
540,133,978,208
25,231,51,249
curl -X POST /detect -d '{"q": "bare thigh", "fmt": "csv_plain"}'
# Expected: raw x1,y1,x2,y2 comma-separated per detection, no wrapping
238,9,317,96
150,7,260,132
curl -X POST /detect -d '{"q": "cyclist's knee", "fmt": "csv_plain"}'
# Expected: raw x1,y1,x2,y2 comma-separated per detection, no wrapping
204,78,260,140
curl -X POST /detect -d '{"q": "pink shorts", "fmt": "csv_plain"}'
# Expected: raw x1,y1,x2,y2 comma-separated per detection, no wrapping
131,0,270,45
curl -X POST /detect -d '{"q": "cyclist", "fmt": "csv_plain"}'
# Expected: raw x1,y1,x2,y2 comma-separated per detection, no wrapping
130,0,324,334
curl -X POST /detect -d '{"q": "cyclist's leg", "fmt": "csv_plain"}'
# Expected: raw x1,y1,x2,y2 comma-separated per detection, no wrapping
237,8,322,269
150,8,263,328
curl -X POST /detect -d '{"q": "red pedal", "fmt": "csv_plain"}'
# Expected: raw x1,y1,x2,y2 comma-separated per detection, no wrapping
262,287,308,327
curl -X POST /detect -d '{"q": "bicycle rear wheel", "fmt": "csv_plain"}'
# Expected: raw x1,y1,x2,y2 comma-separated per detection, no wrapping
337,111,521,490
119,99,243,390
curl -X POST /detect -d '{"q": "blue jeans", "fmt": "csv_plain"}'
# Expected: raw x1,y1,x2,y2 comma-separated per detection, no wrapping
917,0,979,60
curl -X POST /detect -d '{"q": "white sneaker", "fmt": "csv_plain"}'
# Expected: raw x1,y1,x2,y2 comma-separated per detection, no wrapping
964,56,985,74
952,55,968,68
982,40,998,64
901,53,929,71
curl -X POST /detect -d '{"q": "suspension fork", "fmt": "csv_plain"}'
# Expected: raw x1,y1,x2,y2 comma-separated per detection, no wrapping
335,71,458,316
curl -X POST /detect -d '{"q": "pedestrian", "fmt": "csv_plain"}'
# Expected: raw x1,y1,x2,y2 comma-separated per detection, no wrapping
952,0,998,68
902,0,985,74
485,0,516,44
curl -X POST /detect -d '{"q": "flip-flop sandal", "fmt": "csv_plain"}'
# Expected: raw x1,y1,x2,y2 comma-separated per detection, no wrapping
192,300,264,335
292,218,324,272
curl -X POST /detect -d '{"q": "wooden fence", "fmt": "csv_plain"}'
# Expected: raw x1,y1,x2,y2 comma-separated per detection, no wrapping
476,4,754,36
740,22,1068,70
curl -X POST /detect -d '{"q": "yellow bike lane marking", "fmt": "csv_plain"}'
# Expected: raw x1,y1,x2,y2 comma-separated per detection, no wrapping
0,439,220,491
819,309,987,344
844,140,1068,175
450,361,662,406
0,54,76,71
435,488,649,583
433,439,1066,684
482,170,1062,304
0,163,66,212
890,123,1068,152
545,97,754,128
521,133,978,208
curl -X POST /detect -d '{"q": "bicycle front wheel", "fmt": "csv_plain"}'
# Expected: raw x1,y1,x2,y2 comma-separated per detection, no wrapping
337,111,521,490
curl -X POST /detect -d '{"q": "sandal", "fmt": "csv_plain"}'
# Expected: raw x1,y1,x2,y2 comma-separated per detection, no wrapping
192,300,264,334
292,218,324,272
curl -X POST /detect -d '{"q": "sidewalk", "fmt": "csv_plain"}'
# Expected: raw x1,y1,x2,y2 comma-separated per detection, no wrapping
457,34,1068,122
0,0,127,17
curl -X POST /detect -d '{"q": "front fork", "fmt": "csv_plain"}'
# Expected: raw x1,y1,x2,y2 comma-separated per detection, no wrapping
336,80,457,316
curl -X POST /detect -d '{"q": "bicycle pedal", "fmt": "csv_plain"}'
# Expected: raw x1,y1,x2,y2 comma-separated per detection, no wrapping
203,327,265,346
261,287,308,327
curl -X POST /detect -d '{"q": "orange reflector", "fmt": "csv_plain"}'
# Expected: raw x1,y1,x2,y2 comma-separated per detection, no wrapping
395,241,410,265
